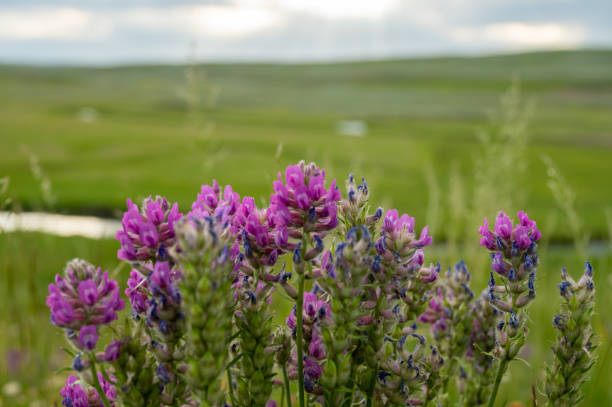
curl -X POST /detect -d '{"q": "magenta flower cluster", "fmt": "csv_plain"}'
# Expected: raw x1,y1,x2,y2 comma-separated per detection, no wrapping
60,373,117,407
189,180,241,220
271,162,341,236
116,196,182,262
478,210,541,308
286,290,330,394
233,196,288,267
46,259,124,350
46,161,597,407
479,210,541,253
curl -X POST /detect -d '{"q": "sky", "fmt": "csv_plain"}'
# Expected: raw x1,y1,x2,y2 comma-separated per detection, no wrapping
0,0,610,65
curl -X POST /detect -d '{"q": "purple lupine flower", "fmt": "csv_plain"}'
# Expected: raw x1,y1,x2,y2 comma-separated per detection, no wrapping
517,210,542,241
287,340,326,395
479,210,540,367
478,210,540,290
270,161,341,237
46,259,124,335
104,340,122,362
189,180,241,223
286,290,330,395
382,209,414,235
286,291,331,339
125,270,149,314
150,260,178,292
478,210,541,252
418,292,450,340
318,249,335,278
232,196,289,268
376,209,432,267
78,279,99,306
60,374,116,407
371,209,438,321
146,261,183,336
303,356,324,393
494,211,513,240
98,371,117,401
478,218,496,250
60,376,94,407
115,196,182,262
308,334,326,360
78,325,98,351
491,252,507,276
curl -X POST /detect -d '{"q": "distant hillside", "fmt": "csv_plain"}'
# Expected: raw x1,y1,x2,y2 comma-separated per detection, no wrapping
0,49,611,240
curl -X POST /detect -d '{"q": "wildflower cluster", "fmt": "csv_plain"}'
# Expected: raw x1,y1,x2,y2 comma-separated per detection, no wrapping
478,210,541,405
116,196,181,262
45,161,599,407
47,259,125,350
418,260,475,403
117,195,189,405
545,263,597,407
47,259,124,407
171,211,238,406
459,295,500,406
60,373,117,407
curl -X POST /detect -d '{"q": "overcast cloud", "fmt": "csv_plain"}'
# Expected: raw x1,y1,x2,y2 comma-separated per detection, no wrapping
0,0,610,65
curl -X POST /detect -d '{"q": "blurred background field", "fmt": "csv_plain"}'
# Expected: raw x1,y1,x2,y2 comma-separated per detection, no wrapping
1,50,612,406
2,50,612,240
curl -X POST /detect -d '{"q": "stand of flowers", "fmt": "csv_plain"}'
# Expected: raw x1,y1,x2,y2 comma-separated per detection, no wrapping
46,162,597,407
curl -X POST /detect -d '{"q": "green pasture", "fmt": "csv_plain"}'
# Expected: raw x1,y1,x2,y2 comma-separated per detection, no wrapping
1,50,611,240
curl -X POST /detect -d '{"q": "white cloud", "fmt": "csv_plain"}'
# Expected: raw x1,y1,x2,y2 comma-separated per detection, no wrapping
0,7,110,40
0,1,606,63
121,5,280,38
273,0,399,20
454,22,586,49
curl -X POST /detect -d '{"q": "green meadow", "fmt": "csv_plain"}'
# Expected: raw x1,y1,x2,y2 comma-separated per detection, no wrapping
0,49,611,406
1,50,612,239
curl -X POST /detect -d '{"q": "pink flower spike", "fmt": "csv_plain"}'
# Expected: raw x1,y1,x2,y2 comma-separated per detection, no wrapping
78,279,99,306
285,165,304,189
138,220,159,248
514,226,532,248
413,226,433,248
478,218,496,250
494,211,513,240
78,325,98,351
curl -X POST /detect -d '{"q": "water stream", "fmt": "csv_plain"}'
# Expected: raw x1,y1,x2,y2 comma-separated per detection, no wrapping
0,211,121,239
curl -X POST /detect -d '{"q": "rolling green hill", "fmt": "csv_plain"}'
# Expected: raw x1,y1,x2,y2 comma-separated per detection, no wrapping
1,49,611,240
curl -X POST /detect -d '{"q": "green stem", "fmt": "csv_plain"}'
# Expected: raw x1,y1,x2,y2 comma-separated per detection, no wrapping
88,354,111,407
226,367,236,406
343,371,356,407
440,348,456,405
366,374,376,407
296,272,306,407
487,357,509,407
282,364,293,407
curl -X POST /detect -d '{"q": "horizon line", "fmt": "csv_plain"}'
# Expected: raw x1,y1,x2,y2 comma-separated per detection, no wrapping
1,47,611,69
